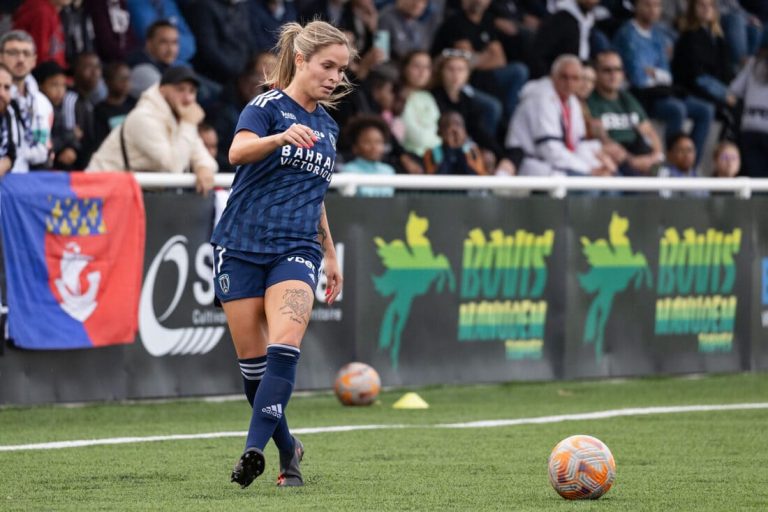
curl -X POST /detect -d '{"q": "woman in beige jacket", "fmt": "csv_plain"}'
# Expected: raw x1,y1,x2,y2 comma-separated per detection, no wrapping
86,66,216,194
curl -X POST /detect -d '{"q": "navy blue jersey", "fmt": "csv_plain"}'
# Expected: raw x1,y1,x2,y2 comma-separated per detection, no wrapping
211,89,339,258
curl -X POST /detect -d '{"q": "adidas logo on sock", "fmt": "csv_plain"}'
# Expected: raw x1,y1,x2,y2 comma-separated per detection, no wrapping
261,404,283,418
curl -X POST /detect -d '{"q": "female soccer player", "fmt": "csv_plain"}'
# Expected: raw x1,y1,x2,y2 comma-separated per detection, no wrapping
211,21,355,489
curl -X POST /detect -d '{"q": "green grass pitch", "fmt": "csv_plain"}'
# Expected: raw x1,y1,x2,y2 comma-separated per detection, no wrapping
1,373,767,511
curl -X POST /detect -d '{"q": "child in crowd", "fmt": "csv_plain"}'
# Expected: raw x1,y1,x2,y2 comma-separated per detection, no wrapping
33,61,75,170
658,133,708,197
712,141,741,178
659,133,699,178
93,61,135,149
341,115,396,197
424,111,487,175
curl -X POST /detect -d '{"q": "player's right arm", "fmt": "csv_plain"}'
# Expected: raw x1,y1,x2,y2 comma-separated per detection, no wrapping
229,124,319,165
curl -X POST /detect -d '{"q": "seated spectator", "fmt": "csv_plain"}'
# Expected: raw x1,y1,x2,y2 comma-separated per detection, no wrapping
129,19,181,98
658,133,708,197
397,51,442,160
728,50,768,177
576,62,602,140
672,0,737,137
61,1,96,68
425,111,488,175
0,30,53,172
506,55,615,177
587,50,664,175
430,49,513,173
530,0,604,78
184,0,250,86
12,0,67,69
340,114,396,197
431,0,529,121
86,0,137,63
719,0,763,69
378,0,441,62
127,0,195,64
614,0,714,165
64,52,102,168
34,61,80,171
198,121,227,174
0,63,16,177
659,133,699,177
712,140,741,177
87,66,217,194
251,0,298,54
93,61,135,149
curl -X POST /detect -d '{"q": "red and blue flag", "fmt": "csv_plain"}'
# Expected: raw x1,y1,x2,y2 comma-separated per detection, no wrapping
0,172,145,349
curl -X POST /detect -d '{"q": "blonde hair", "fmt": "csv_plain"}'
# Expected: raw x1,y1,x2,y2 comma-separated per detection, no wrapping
266,21,357,109
680,0,723,37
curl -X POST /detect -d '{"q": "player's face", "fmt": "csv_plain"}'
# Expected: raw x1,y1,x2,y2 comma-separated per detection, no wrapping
301,44,350,101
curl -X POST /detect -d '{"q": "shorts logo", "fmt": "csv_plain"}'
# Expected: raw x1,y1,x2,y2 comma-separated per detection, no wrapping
287,256,316,271
308,272,316,284
218,273,230,294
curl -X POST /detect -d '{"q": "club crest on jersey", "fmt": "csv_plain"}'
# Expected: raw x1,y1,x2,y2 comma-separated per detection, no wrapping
329,133,336,149
218,273,230,294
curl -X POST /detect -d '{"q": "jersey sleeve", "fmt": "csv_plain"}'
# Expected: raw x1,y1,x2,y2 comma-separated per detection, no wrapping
235,102,274,137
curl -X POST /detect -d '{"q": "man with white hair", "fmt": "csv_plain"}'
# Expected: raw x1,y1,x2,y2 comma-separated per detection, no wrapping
506,54,616,176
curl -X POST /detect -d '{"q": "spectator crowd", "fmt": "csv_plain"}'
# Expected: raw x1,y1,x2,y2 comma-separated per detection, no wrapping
0,0,766,194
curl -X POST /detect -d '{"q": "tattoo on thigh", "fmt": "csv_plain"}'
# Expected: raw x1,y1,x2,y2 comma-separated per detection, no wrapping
280,288,311,325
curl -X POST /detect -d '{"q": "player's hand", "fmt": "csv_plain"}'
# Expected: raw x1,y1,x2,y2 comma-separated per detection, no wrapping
323,256,343,305
194,166,215,195
280,123,318,149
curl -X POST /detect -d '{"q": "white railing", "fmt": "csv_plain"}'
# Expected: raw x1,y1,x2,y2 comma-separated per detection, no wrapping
132,172,768,198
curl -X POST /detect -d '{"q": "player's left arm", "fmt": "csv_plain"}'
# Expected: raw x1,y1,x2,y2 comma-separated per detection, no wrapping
318,202,342,305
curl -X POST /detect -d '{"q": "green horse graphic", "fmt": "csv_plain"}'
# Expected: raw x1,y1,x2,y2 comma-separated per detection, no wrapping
579,213,652,360
373,212,455,369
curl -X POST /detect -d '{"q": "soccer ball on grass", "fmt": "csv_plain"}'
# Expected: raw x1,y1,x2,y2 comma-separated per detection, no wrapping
548,434,616,500
333,362,381,406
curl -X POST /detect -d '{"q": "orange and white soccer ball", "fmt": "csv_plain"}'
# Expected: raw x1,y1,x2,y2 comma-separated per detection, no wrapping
334,362,381,406
548,435,616,500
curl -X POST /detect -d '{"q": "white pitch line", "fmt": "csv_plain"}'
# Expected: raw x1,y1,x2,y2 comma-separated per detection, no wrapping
1,402,766,453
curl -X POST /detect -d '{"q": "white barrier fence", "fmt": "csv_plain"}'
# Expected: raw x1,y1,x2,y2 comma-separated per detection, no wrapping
132,172,768,198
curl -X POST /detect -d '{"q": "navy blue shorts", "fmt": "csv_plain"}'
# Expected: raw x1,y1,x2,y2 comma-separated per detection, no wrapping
212,245,321,304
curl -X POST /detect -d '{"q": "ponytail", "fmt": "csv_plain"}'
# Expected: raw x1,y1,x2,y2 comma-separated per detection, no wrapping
265,20,357,109
267,23,303,91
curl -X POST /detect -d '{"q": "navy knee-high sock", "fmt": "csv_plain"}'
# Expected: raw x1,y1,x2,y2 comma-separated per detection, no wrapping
238,355,295,456
245,344,300,451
